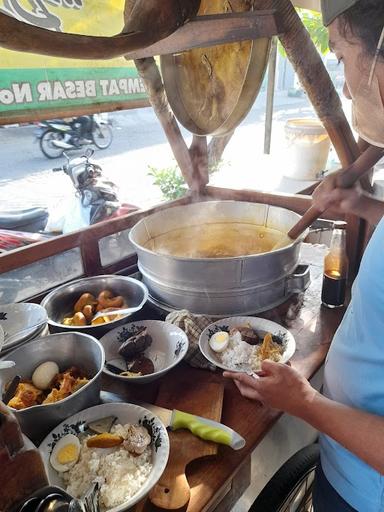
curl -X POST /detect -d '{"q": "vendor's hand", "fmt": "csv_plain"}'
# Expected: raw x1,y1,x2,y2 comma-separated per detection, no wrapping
223,361,318,418
312,170,363,215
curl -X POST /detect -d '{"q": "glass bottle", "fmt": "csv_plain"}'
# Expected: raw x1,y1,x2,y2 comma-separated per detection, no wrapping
321,221,349,308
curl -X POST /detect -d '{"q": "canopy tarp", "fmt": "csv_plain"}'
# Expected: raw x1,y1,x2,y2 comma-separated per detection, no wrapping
293,0,321,11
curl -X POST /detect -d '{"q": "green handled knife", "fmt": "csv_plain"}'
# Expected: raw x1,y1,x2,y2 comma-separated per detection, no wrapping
141,402,246,450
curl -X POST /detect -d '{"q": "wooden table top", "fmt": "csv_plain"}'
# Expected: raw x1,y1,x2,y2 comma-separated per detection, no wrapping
102,244,347,512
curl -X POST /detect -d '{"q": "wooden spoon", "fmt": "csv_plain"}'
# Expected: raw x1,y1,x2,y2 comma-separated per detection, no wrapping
273,145,384,250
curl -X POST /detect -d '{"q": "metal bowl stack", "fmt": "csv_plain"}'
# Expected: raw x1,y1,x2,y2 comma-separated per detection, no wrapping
0,303,48,355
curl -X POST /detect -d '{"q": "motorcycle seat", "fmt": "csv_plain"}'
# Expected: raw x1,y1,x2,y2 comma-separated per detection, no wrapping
0,208,49,232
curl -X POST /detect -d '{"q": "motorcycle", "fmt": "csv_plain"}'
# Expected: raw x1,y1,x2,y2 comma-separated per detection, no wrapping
35,113,113,159
0,149,137,253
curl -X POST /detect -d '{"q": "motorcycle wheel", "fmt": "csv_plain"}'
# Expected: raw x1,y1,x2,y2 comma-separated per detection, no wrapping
39,130,65,159
92,123,113,149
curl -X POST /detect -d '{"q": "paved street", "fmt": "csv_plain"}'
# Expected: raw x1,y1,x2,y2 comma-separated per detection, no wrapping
0,90,317,216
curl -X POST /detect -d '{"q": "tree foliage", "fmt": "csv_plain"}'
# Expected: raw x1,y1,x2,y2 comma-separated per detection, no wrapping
279,8,329,57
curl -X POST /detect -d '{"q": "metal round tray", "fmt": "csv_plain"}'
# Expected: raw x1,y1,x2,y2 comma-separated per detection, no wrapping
160,0,271,136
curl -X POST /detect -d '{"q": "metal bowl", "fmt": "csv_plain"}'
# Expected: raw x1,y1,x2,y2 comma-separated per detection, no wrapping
0,332,105,443
41,275,148,337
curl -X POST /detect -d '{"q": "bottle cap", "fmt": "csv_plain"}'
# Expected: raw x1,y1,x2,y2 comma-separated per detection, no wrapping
333,221,347,230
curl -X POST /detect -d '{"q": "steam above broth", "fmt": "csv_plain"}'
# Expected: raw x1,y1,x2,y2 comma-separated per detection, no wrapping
144,222,288,258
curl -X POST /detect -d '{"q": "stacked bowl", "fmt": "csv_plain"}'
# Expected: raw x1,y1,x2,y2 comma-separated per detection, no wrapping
0,302,48,355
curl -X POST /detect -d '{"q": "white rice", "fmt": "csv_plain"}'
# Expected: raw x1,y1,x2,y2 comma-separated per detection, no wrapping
63,424,152,509
219,331,283,371
220,331,254,369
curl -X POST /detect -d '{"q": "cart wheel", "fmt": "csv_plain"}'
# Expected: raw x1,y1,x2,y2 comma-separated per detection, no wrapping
249,444,320,512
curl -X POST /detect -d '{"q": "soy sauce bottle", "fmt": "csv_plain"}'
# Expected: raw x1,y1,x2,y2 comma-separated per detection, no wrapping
321,221,348,308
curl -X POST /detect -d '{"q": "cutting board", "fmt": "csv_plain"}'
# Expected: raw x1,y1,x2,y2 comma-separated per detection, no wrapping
145,372,224,510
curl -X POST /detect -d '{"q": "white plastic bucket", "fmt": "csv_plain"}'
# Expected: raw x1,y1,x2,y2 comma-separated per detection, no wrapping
284,118,330,180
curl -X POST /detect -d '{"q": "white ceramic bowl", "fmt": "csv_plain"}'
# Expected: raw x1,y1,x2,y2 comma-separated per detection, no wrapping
199,316,296,372
39,402,170,512
0,302,47,351
100,320,189,383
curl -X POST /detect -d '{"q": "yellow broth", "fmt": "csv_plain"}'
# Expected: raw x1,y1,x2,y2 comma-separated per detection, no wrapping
144,223,287,258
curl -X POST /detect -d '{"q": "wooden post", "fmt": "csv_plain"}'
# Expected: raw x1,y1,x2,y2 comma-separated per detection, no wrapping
132,57,210,193
132,57,196,189
208,132,234,171
264,37,278,155
254,0,364,275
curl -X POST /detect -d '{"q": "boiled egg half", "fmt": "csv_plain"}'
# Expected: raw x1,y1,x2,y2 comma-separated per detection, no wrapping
50,434,81,472
209,331,229,353
32,361,59,390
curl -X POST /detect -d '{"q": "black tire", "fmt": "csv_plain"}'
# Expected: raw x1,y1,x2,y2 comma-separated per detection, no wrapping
249,444,320,512
39,130,65,159
92,123,113,149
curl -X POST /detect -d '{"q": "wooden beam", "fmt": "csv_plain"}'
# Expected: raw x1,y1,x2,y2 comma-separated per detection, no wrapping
0,196,193,275
125,11,283,61
133,57,197,188
0,100,150,126
189,135,209,193
264,37,278,154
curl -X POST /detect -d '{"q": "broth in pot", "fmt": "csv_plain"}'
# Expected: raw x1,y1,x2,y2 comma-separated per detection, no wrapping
144,222,287,258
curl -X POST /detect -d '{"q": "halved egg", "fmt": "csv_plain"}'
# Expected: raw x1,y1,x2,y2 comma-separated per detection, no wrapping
209,331,230,353
50,434,81,472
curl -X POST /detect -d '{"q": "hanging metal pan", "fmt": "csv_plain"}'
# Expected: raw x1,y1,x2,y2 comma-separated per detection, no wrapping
160,0,271,136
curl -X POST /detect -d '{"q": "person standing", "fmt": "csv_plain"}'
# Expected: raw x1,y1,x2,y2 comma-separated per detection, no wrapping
225,1,384,510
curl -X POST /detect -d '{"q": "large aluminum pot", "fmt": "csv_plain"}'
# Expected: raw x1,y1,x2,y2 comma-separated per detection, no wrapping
0,332,105,443
129,201,310,316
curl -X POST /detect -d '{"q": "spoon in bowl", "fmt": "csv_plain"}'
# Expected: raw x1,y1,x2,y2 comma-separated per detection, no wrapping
0,360,16,370
91,304,144,322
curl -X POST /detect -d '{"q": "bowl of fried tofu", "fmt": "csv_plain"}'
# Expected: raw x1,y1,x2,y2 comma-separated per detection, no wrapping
0,332,105,443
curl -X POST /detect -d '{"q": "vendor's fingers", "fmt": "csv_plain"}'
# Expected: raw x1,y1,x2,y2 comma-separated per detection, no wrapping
260,360,282,374
224,371,261,388
234,379,264,404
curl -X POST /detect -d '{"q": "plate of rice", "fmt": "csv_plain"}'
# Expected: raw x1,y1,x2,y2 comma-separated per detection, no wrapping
199,316,296,373
39,402,169,512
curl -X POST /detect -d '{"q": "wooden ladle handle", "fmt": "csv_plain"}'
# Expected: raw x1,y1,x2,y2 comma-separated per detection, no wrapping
287,205,323,240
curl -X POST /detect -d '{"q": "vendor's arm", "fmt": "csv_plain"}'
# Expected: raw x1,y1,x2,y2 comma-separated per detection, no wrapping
313,143,384,224
224,363,384,475
318,187,384,226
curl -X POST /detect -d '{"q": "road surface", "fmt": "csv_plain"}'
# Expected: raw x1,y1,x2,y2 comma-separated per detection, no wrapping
0,91,313,214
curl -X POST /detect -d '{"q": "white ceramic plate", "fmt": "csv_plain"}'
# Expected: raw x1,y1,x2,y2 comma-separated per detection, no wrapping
23,434,36,450
100,320,189,383
39,402,169,512
0,324,49,356
0,325,4,352
0,303,47,350
199,316,296,372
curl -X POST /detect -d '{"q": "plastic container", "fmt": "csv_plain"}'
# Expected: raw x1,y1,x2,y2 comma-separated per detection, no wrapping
284,118,331,180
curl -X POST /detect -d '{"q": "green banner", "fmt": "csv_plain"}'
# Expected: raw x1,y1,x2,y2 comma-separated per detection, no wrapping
0,0,148,120
0,67,147,112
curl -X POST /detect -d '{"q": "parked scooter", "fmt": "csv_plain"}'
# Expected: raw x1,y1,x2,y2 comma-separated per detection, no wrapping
35,113,113,159
0,150,137,252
